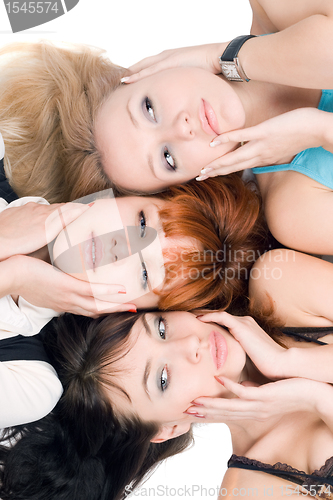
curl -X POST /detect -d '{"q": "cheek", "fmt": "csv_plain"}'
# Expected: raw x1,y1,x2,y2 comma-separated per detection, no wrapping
87,257,154,303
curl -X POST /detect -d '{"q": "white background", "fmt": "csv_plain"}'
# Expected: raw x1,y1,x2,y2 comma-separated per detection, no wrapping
0,1,251,498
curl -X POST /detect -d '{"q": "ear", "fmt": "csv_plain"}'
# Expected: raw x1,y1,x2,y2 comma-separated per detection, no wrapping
150,422,191,443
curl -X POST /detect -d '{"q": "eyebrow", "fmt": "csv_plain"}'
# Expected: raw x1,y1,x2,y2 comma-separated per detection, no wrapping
142,314,152,401
127,101,139,129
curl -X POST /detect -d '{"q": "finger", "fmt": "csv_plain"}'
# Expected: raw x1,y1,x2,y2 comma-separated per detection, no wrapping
198,312,255,342
211,124,265,147
89,282,127,296
122,61,168,84
196,160,246,179
44,203,91,243
202,150,261,172
89,301,138,314
186,399,258,421
197,311,237,327
68,295,137,315
208,144,258,167
127,53,167,74
218,376,260,401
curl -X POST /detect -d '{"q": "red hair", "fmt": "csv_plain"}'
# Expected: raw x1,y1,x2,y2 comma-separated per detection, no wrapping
157,175,268,312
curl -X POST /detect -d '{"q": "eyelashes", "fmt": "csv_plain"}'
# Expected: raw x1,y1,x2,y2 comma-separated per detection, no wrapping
139,210,146,238
163,147,177,171
160,365,169,392
141,261,148,289
157,316,169,391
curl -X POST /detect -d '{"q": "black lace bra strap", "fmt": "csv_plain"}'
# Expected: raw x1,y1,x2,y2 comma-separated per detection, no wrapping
281,326,333,345
0,334,50,363
228,455,333,487
0,158,19,203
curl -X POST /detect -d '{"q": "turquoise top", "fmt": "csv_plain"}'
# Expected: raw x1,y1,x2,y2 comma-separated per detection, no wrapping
253,90,333,190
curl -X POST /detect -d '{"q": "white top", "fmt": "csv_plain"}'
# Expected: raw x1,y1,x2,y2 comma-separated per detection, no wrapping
0,196,62,427
0,132,4,160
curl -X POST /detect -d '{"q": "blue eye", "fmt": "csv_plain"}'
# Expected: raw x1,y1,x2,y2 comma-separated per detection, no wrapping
145,97,156,121
163,147,177,172
139,210,146,238
141,262,148,289
158,317,167,339
160,366,168,392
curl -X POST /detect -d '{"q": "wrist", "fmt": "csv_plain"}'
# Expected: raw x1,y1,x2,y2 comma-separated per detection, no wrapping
314,383,333,420
282,347,304,379
219,35,256,82
7,255,29,296
0,255,27,298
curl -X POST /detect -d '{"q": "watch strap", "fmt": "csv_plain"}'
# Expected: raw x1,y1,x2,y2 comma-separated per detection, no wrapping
221,35,256,62
219,35,256,82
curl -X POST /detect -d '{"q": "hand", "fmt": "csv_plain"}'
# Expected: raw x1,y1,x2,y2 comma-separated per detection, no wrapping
11,255,137,317
197,108,328,178
198,312,288,380
122,42,229,83
0,202,91,261
187,376,321,422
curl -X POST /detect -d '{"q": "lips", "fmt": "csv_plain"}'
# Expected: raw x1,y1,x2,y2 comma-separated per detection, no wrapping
199,99,220,136
83,233,104,270
209,331,228,370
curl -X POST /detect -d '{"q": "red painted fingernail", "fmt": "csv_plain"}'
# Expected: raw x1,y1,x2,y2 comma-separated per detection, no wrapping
194,414,205,419
196,315,204,319
128,308,137,313
190,401,204,406
88,202,95,207
183,410,198,415
215,376,224,386
117,290,127,294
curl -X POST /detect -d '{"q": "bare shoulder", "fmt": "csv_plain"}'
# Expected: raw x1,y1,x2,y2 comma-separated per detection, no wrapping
260,171,333,255
255,0,333,30
249,249,333,326
221,467,309,499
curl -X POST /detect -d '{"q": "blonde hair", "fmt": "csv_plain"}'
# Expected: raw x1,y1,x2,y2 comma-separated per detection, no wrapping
0,42,125,203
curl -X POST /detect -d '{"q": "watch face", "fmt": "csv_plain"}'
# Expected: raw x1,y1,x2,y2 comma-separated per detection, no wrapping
221,62,241,80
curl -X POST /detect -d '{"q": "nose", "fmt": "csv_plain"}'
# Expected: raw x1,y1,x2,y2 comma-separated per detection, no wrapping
111,232,129,262
173,111,195,140
172,335,201,363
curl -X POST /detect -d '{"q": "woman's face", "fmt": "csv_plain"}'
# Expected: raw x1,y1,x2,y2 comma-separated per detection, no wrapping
52,196,189,309
112,311,247,429
95,68,245,192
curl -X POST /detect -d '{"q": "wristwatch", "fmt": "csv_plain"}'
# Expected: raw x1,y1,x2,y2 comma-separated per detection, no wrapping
219,35,256,82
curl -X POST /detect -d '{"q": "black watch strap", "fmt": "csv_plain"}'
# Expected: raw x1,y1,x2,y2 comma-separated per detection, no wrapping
221,35,256,61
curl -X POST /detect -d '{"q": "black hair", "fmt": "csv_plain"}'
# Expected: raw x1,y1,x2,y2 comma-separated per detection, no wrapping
0,313,193,500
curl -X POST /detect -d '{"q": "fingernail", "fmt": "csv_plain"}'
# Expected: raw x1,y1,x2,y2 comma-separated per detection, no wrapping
214,376,224,386
128,308,137,313
88,202,95,207
210,140,221,147
200,167,213,175
117,289,126,294
183,410,198,415
190,401,203,406
194,414,205,419
195,175,209,182
120,76,130,83
196,315,204,319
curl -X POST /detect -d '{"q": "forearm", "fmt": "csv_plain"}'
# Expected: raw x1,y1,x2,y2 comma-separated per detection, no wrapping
284,346,333,384
314,382,333,433
0,255,24,299
240,15,333,89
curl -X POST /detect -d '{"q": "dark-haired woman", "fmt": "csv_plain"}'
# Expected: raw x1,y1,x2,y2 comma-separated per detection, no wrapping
1,311,332,499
